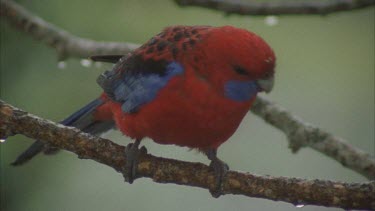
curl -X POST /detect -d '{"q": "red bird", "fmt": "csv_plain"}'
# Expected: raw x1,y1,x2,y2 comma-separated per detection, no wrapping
13,25,276,197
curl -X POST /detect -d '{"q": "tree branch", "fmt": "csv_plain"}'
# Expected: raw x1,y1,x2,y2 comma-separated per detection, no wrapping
252,96,375,180
174,0,375,16
0,100,374,210
0,0,140,60
1,0,374,181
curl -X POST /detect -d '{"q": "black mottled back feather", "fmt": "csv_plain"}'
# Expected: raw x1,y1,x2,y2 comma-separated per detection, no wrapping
96,26,212,102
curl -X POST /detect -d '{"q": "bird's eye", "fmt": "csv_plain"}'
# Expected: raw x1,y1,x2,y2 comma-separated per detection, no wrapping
232,65,249,76
262,70,274,79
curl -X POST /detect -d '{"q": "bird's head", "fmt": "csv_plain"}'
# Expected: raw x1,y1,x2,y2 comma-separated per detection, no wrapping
191,26,276,101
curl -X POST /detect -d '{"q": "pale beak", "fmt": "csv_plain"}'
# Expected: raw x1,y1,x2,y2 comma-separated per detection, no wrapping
256,76,274,93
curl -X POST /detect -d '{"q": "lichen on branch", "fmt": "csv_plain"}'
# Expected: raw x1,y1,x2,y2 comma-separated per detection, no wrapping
0,100,374,210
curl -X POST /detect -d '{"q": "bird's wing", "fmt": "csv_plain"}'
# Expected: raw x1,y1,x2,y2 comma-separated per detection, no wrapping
96,26,212,113
96,52,185,113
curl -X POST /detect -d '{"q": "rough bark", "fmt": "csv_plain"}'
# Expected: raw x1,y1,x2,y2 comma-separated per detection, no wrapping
0,100,374,210
174,0,375,16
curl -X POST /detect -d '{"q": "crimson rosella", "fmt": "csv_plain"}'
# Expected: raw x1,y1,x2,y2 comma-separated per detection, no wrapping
13,25,276,197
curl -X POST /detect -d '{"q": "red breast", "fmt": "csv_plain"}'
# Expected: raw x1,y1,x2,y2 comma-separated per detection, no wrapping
110,64,254,149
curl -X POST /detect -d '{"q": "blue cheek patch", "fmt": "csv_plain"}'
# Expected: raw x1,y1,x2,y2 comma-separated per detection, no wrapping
224,80,259,101
113,62,184,113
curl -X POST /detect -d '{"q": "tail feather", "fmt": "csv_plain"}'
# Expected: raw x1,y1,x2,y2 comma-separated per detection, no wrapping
12,98,114,166
11,141,45,166
82,120,115,135
61,98,104,126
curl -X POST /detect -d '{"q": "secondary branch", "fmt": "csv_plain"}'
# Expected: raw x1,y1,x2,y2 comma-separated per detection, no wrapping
174,0,375,16
252,96,375,180
0,0,139,60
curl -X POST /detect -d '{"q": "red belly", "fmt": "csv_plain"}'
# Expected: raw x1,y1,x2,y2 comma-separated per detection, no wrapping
111,77,254,149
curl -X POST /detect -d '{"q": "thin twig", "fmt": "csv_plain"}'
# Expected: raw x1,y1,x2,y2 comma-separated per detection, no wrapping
1,0,374,180
0,0,140,60
174,0,375,16
252,96,375,180
0,100,374,210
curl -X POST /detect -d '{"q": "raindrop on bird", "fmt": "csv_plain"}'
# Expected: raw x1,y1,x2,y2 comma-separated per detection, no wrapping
57,61,66,69
80,59,92,67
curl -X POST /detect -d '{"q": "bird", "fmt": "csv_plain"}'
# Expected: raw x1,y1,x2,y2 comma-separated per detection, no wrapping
12,25,276,197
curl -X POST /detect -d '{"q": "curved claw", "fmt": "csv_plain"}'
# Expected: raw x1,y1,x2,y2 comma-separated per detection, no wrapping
123,139,144,184
209,158,229,198
205,149,229,198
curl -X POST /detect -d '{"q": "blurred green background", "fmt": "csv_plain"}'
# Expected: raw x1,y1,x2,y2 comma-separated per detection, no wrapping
1,1,374,211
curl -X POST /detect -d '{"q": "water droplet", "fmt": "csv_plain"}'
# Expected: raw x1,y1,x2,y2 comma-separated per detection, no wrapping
57,61,66,69
0,139,6,143
265,16,279,26
295,204,305,208
80,59,92,67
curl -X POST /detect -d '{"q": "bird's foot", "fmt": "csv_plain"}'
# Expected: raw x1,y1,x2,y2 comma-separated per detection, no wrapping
206,149,229,198
123,139,146,183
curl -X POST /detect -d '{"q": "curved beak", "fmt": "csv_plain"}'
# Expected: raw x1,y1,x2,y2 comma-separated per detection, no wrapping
256,76,274,93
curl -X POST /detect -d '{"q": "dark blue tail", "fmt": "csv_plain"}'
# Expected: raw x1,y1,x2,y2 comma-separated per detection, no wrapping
60,98,103,126
12,98,115,166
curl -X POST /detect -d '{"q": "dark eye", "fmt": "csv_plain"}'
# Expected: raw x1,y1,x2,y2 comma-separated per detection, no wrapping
262,70,274,79
232,65,249,76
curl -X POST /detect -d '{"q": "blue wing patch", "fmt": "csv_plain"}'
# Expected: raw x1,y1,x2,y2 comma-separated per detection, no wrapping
224,80,259,101
112,61,184,113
